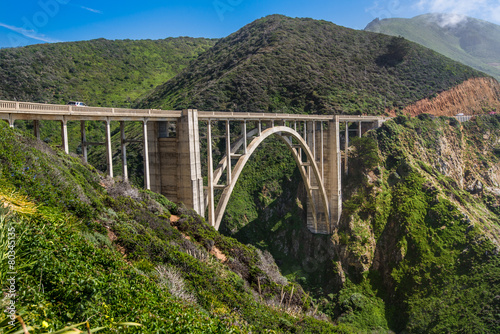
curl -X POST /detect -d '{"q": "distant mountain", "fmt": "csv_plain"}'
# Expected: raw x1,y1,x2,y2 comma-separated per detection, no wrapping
365,13,500,81
0,37,216,107
137,14,486,115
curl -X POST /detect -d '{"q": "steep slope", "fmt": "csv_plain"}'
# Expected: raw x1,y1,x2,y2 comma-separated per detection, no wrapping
334,115,500,332
365,13,500,81
0,122,338,333
396,77,500,116
0,37,216,107
137,14,486,114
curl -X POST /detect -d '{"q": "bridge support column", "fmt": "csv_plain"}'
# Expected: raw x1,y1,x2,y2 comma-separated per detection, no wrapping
61,118,69,154
105,118,113,178
207,120,215,226
344,122,349,175
327,117,342,227
120,121,128,182
80,121,88,163
178,109,204,214
143,120,150,190
33,120,40,140
149,110,204,215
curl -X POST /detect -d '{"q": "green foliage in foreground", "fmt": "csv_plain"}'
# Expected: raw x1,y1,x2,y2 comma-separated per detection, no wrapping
0,122,338,333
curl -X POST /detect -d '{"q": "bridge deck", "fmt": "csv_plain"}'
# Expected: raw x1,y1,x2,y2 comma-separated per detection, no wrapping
0,100,389,122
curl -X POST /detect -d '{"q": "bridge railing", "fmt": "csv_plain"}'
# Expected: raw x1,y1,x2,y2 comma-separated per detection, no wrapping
0,100,181,117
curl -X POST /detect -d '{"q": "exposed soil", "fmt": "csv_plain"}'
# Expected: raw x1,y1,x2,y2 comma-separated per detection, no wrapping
391,77,500,117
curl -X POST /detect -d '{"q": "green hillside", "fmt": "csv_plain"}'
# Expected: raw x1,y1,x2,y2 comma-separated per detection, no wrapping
365,13,500,81
0,37,216,107
0,122,337,333
137,14,485,114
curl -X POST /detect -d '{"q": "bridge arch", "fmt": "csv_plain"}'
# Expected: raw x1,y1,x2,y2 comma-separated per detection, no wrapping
212,125,330,231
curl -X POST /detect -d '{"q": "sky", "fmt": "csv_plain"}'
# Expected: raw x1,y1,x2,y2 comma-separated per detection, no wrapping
0,0,499,49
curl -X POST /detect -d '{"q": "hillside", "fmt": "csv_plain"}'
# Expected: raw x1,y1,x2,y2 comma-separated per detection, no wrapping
365,13,500,81
0,122,338,333
137,14,487,114
0,37,216,107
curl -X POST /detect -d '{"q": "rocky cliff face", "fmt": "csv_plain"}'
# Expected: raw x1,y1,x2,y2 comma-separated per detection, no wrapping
393,77,500,116
334,115,500,331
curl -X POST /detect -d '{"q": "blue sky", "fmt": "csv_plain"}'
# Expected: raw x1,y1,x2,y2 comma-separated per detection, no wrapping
1,0,499,48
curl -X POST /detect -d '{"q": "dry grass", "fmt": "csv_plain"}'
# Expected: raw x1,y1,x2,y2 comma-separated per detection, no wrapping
155,265,197,304
0,190,37,215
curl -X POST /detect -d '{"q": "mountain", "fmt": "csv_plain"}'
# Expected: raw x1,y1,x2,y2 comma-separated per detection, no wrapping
137,14,488,115
365,13,500,81
0,37,216,107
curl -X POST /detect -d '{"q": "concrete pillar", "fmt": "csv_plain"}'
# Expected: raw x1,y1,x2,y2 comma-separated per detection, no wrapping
328,117,342,227
207,120,215,226
33,120,40,140
61,118,69,154
320,122,324,182
105,119,113,178
8,115,14,128
143,120,150,190
147,121,161,194
344,121,349,175
242,120,247,155
358,121,362,138
177,109,204,215
120,121,128,182
226,120,232,185
80,121,88,163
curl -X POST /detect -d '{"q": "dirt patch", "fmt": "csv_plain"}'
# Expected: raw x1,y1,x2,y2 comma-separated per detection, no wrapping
391,77,500,117
210,246,227,262
170,215,180,223
106,227,131,264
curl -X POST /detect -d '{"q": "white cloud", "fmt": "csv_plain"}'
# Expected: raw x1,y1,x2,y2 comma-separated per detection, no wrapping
0,22,61,43
80,6,103,14
416,0,500,25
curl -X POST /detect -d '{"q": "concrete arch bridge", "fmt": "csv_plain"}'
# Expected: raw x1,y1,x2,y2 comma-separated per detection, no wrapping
0,101,387,234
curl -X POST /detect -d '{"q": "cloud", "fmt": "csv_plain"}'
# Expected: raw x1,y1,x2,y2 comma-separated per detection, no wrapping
80,6,103,14
416,0,500,25
0,22,61,43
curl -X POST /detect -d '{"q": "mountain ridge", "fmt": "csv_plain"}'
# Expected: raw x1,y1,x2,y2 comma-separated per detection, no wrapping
365,13,500,81
137,14,489,115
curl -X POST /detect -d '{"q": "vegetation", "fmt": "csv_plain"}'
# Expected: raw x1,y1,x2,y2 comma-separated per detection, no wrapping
365,13,500,81
0,122,338,333
333,115,500,332
0,37,216,107
138,15,485,114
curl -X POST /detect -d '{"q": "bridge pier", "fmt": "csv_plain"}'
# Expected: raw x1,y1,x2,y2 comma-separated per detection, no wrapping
148,109,204,215
61,118,69,154
80,121,88,163
105,119,113,177
33,120,40,140
120,121,128,182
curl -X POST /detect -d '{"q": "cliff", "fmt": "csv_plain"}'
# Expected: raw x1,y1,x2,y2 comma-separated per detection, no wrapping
395,77,500,116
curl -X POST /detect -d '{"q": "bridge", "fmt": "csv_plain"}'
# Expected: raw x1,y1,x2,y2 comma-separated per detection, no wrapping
0,100,388,234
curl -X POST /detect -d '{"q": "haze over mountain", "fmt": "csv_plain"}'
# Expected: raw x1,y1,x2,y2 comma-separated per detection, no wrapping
365,13,500,81
137,14,488,115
